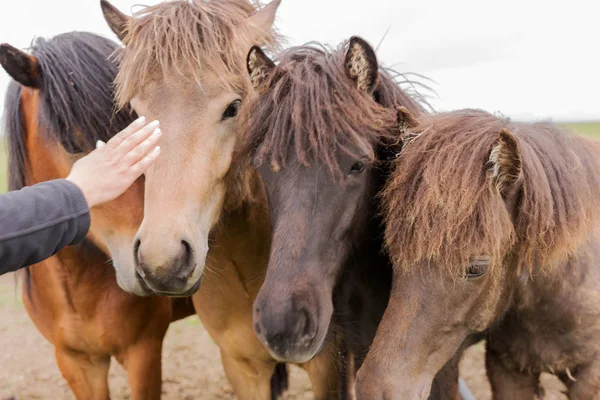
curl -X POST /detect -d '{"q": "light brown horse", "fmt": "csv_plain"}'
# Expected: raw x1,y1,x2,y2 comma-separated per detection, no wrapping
100,0,342,398
1,32,194,399
357,109,600,399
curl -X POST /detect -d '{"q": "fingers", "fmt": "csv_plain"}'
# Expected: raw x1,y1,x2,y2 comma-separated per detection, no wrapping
104,116,147,151
130,146,161,178
123,126,162,166
116,120,160,156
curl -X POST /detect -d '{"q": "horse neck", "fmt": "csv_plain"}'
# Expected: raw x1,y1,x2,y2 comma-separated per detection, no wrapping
51,240,114,281
333,166,393,364
24,240,121,314
211,168,271,284
514,231,600,311
350,161,392,273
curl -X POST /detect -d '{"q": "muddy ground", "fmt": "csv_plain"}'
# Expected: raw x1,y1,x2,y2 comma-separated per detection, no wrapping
0,274,566,399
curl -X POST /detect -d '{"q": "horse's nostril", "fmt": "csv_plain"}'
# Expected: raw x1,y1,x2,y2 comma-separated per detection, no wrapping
171,239,196,280
133,238,142,267
181,240,192,265
300,308,313,339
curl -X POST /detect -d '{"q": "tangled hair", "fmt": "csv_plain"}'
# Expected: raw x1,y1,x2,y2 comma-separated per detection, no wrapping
114,0,279,107
3,32,136,190
237,41,424,177
383,109,600,275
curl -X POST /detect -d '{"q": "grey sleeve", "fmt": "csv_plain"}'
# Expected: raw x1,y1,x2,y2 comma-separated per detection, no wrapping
0,179,91,275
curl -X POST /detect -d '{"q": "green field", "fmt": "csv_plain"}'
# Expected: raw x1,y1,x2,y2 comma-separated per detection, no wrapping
0,122,599,194
561,122,600,138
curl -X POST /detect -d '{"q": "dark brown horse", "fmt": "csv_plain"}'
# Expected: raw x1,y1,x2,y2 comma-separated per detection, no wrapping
0,32,194,399
357,109,600,399
240,37,463,398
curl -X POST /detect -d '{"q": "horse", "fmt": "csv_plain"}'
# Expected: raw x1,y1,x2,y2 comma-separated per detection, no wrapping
357,108,600,399
100,0,342,398
0,32,194,399
239,37,465,398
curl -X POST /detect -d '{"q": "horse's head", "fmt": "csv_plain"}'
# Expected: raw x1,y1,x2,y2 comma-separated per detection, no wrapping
100,0,280,296
1,33,145,292
239,37,410,362
357,110,600,398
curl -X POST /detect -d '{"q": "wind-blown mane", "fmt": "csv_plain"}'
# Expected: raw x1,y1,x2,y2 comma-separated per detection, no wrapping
238,41,425,177
114,0,280,107
383,110,600,275
2,31,136,191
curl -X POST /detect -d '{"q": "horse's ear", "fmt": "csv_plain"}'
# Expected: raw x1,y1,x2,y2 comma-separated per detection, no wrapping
489,129,522,196
395,106,420,150
101,0,130,42
345,36,379,94
247,46,275,89
396,106,418,133
248,0,281,37
0,44,41,88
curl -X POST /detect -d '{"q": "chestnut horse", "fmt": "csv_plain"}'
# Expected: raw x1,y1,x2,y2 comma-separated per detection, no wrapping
0,32,194,399
358,109,600,399
100,0,342,398
239,37,465,399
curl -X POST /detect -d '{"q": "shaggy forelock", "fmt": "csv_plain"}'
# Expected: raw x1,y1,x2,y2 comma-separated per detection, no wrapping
237,41,424,177
114,0,279,106
383,110,600,276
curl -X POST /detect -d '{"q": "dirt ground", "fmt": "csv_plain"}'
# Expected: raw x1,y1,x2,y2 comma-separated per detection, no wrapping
0,274,567,400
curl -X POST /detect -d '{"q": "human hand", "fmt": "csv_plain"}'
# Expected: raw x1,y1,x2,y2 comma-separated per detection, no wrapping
66,117,161,208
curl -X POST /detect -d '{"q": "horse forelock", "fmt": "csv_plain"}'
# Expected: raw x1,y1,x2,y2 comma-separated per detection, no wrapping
114,0,281,107
383,110,600,276
237,41,428,180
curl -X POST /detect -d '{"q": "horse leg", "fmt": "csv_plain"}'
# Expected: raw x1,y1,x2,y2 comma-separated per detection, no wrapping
302,338,344,400
560,361,600,400
220,352,276,400
54,348,111,400
120,339,163,400
341,344,356,400
485,348,541,400
428,351,461,400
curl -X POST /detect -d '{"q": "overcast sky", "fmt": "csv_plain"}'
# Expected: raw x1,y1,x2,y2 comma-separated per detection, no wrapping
1,0,598,121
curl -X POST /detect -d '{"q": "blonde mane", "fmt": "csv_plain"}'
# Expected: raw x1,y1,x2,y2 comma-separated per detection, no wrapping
114,0,279,106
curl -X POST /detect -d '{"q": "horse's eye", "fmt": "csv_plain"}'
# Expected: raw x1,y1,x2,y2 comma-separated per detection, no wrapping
466,257,490,279
349,162,365,174
222,99,241,120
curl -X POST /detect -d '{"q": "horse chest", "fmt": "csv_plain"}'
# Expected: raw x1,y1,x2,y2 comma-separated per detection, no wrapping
57,317,115,353
45,268,158,353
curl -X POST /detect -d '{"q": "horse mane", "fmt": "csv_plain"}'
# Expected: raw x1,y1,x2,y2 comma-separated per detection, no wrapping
237,41,425,178
114,0,280,107
383,109,600,275
4,81,25,191
2,31,136,191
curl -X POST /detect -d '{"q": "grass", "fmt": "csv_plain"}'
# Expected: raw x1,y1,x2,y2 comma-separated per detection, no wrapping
0,122,598,195
561,121,600,138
